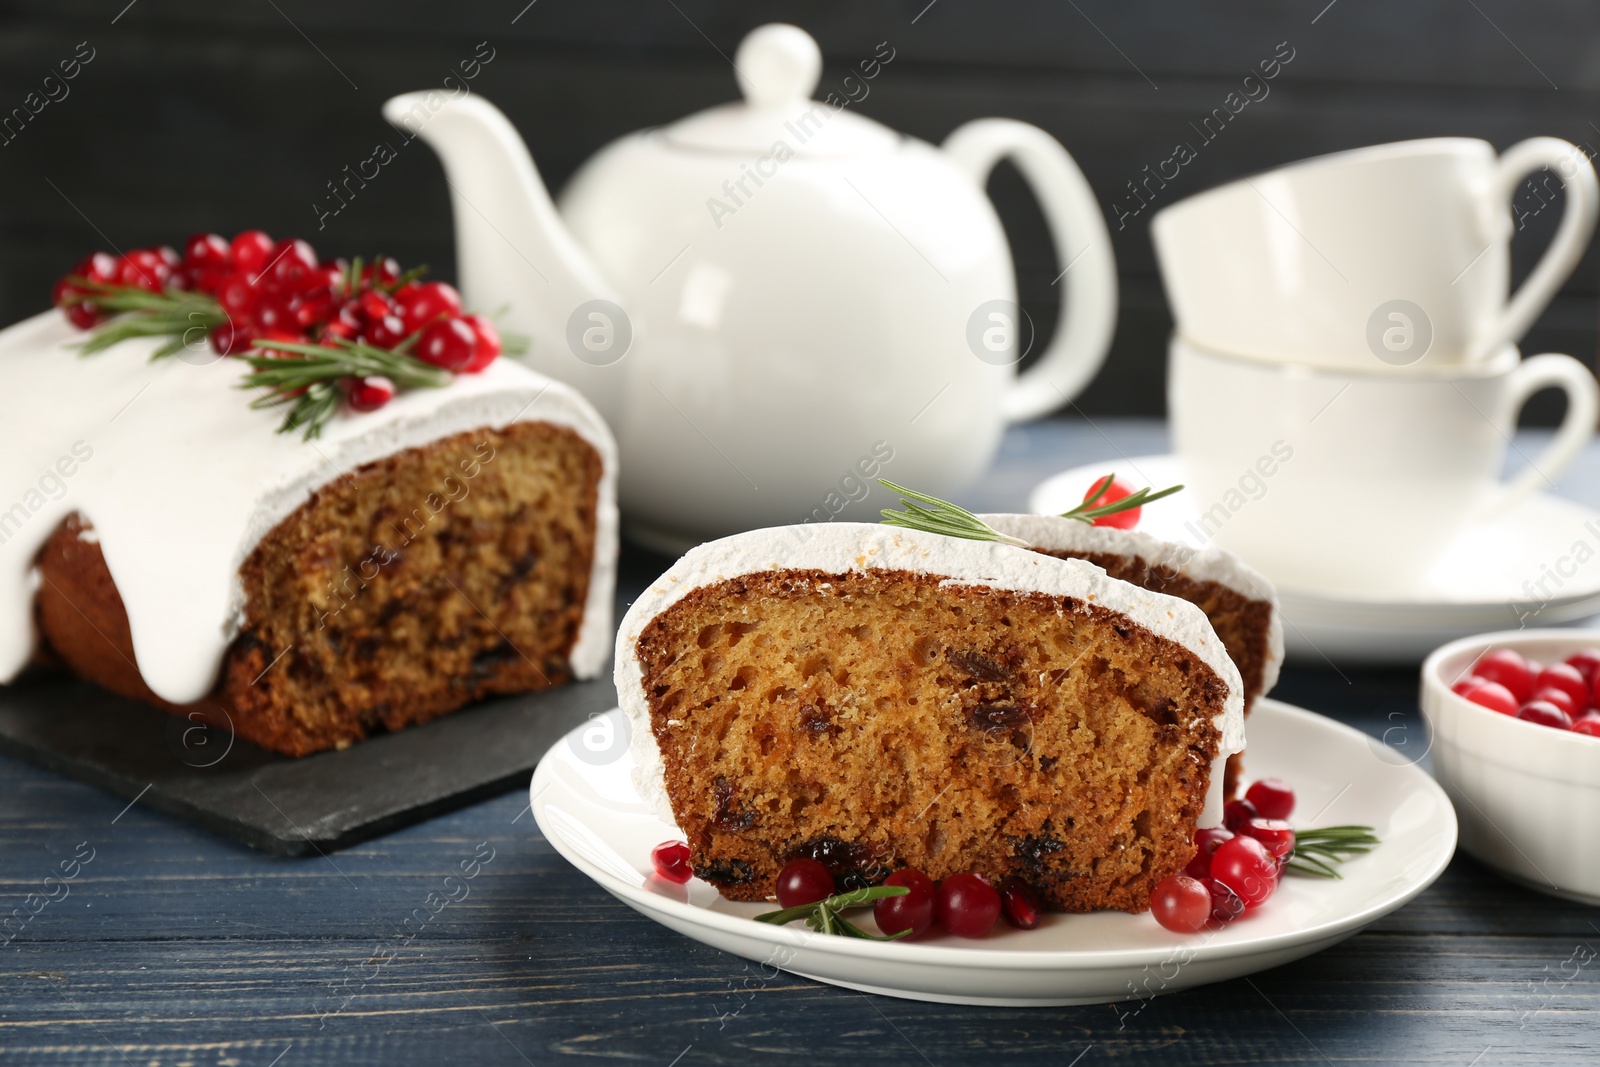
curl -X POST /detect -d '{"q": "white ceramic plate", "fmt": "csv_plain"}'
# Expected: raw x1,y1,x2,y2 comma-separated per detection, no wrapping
1030,455,1600,664
530,699,1457,1006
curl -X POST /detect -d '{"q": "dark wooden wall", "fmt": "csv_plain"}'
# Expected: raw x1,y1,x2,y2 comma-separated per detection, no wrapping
1,0,1597,418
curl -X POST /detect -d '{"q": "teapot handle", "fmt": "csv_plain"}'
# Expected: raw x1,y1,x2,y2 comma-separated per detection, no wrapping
943,119,1117,423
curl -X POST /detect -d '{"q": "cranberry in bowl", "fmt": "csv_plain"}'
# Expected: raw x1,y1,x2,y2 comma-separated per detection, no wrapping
1421,629,1600,904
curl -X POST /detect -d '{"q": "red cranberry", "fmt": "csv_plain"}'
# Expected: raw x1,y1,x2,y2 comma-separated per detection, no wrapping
1530,686,1578,717
1080,474,1140,529
416,317,478,372
217,273,259,319
1204,876,1245,927
1210,834,1277,908
1473,648,1536,703
118,249,168,291
775,858,835,909
397,280,463,334
935,872,1001,938
1533,663,1588,711
252,295,300,336
230,230,275,274
364,313,408,350
361,256,401,290
1151,874,1211,933
72,250,118,284
1573,713,1600,738
1184,827,1234,880
347,375,396,412
1223,798,1258,832
1244,777,1295,820
873,868,935,938
265,238,319,291
156,244,181,267
357,290,395,321
63,300,101,329
460,313,502,372
1241,817,1295,859
183,233,230,269
1458,679,1519,716
998,876,1043,930
210,320,250,356
1519,701,1573,730
650,840,692,884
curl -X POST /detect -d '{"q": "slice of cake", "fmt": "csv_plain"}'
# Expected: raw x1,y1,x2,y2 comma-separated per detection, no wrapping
0,311,618,756
982,515,1283,798
617,523,1243,912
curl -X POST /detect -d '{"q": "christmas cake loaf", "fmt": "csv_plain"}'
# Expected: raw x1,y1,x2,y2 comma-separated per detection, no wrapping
616,523,1244,913
0,309,617,756
983,515,1283,798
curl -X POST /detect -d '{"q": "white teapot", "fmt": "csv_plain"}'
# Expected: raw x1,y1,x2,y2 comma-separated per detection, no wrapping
385,23,1115,549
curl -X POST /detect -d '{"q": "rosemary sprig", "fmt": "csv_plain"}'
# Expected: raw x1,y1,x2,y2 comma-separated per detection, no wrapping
1061,473,1185,525
878,479,1030,546
243,336,451,440
1284,825,1380,878
753,885,911,940
62,280,228,359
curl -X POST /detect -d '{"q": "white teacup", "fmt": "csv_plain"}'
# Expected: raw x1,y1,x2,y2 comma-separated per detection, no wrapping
1168,336,1599,595
1153,138,1598,371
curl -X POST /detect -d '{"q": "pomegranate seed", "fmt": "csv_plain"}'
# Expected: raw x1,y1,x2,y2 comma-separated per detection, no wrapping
1241,817,1295,859
1081,474,1141,529
1530,686,1578,717
1184,827,1234,880
397,280,463,334
650,840,692,884
1210,834,1277,908
775,858,835,909
874,868,935,937
1223,798,1258,832
1458,679,1519,716
460,313,502,372
1203,877,1245,927
1244,777,1295,820
346,375,396,412
1473,648,1536,702
935,872,1001,938
1573,713,1600,738
416,317,477,372
998,876,1043,929
1151,874,1211,933
1519,700,1573,730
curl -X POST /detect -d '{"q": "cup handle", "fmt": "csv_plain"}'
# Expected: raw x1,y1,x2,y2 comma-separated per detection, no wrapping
1481,139,1600,359
942,119,1118,422
1492,353,1599,510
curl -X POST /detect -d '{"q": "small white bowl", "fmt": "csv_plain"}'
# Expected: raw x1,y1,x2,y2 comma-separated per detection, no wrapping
1421,629,1600,904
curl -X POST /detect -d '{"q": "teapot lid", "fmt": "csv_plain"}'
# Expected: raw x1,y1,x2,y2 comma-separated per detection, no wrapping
662,24,899,157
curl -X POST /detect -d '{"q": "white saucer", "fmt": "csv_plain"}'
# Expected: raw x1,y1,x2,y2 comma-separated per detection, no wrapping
530,700,1456,1007
1030,455,1600,664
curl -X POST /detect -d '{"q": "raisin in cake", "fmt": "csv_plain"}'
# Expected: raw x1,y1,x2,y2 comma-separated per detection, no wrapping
983,515,1283,798
0,311,618,756
616,523,1244,913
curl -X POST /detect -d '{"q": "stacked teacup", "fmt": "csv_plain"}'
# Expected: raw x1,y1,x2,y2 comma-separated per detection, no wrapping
1153,137,1600,596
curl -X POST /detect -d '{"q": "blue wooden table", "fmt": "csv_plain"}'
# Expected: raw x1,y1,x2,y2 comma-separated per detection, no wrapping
4,418,1598,1066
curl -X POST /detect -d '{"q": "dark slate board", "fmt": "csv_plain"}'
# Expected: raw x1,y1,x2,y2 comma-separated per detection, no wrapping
0,670,617,856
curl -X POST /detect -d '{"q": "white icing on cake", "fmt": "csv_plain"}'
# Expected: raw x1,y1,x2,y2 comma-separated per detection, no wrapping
616,522,1247,831
0,310,618,704
980,514,1285,702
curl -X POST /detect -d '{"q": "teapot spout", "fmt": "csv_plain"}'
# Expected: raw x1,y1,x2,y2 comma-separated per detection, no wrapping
382,92,623,414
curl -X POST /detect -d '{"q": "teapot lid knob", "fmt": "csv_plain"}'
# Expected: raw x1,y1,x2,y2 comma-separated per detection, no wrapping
735,24,821,107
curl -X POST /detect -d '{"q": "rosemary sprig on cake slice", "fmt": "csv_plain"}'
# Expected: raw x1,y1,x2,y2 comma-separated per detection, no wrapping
244,337,452,440
1284,825,1380,878
878,474,1183,544
753,885,912,940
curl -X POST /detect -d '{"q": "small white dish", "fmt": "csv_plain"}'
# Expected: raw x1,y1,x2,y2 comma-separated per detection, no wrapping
1421,629,1600,905
1030,455,1600,664
531,699,1456,1007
